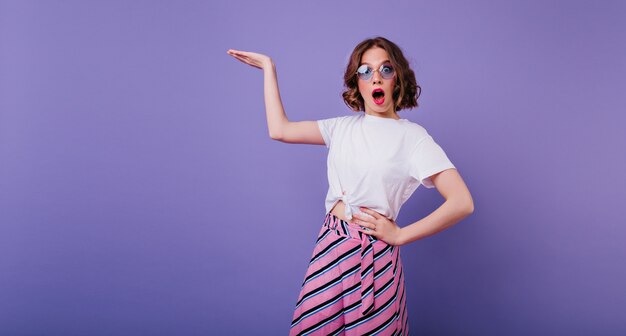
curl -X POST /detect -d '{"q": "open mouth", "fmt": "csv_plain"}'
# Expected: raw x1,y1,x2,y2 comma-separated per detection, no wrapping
372,89,385,105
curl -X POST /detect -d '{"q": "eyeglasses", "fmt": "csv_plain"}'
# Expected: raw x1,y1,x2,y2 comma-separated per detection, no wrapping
355,63,395,81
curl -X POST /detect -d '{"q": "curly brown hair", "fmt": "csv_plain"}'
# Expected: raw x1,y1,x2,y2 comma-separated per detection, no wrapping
342,36,421,113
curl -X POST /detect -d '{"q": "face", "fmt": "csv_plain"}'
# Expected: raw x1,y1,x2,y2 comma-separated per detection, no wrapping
357,47,397,115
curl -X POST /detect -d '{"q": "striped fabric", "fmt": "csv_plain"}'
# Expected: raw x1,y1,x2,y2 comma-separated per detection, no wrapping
290,213,409,335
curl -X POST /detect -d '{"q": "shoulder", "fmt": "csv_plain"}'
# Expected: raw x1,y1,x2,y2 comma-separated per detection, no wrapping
404,120,431,142
337,113,361,122
318,113,360,126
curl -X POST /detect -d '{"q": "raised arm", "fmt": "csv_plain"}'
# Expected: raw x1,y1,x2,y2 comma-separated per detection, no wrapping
227,49,325,145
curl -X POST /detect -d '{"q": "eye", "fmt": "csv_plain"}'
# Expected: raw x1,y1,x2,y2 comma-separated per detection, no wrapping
357,65,372,74
381,64,394,74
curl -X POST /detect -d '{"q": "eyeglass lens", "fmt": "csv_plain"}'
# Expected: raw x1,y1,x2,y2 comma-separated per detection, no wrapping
356,63,394,80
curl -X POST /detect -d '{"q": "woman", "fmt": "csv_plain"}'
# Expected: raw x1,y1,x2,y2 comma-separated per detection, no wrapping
227,36,474,335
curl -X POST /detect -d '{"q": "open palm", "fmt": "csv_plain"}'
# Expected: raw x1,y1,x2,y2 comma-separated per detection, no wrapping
227,49,272,70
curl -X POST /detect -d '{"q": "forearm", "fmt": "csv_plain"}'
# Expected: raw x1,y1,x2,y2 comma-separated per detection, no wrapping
399,198,473,245
263,61,288,139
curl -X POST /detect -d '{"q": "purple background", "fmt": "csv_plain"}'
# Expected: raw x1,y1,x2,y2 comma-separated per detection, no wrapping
1,0,625,335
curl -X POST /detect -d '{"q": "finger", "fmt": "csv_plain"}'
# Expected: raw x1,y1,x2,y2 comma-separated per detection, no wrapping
356,228,375,236
229,52,249,61
227,50,243,56
230,50,253,57
229,54,251,65
231,54,251,63
354,220,375,230
359,207,381,219
353,213,372,224
230,54,261,68
228,50,252,60
231,53,262,67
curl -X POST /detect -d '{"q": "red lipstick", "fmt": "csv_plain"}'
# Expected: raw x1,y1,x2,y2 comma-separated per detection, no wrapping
372,88,385,105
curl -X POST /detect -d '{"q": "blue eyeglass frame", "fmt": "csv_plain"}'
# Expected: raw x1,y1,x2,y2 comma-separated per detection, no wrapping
355,63,395,81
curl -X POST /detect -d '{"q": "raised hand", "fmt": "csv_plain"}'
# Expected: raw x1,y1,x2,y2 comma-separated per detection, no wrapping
226,49,273,70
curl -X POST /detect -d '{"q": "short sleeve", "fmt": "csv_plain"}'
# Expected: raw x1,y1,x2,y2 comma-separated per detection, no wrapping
409,135,456,188
317,116,341,149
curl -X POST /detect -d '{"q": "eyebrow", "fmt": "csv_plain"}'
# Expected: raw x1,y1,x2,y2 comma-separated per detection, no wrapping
360,59,391,66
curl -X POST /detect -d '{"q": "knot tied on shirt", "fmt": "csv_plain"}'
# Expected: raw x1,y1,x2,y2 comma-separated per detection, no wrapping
340,191,353,221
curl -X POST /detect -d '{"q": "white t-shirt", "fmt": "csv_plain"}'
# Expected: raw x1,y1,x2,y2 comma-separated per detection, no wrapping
317,112,456,222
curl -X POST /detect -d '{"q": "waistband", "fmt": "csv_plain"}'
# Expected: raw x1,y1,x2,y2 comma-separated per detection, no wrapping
322,212,389,316
322,212,380,243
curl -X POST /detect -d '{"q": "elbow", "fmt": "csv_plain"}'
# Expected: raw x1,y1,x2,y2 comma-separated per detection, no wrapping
269,120,290,142
269,131,283,141
269,124,287,141
451,196,474,217
463,198,474,216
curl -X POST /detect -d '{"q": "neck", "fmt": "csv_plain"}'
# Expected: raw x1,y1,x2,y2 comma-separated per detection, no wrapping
364,111,401,120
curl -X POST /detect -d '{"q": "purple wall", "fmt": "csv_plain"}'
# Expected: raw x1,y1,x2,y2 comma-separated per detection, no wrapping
1,0,625,335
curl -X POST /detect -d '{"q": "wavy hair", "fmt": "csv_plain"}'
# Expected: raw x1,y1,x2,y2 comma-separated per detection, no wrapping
342,36,421,112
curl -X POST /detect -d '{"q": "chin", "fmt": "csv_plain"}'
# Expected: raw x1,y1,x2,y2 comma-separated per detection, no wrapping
369,103,390,113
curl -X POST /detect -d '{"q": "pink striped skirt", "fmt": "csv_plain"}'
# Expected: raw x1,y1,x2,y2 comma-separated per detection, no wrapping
289,212,409,335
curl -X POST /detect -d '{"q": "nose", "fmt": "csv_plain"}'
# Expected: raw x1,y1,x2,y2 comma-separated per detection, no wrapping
372,70,383,84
